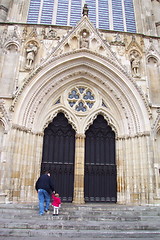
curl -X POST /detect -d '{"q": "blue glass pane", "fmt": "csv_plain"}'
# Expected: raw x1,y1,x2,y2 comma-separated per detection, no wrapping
76,102,87,112
83,91,94,100
86,0,96,26
70,0,81,26
68,90,79,99
124,0,136,33
98,0,109,30
41,0,54,24
112,0,124,31
56,0,69,25
27,0,41,23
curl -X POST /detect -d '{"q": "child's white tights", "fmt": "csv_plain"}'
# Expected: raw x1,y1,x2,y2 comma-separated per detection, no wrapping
53,206,59,215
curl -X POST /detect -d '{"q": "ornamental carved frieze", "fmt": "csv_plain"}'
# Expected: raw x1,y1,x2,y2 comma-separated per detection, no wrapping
1,26,21,52
110,33,125,47
0,100,11,131
12,124,43,136
42,26,60,40
152,108,160,139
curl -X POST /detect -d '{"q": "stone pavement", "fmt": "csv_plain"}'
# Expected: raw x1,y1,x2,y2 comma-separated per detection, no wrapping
0,203,160,239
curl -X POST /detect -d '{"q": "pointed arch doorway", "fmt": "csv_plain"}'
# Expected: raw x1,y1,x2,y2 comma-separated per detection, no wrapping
41,112,75,202
84,115,117,203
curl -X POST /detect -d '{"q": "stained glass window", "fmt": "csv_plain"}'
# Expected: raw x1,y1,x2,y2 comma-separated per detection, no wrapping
27,0,136,33
68,87,95,112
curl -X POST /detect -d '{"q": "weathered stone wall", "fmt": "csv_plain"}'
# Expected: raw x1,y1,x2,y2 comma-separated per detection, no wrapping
0,15,160,204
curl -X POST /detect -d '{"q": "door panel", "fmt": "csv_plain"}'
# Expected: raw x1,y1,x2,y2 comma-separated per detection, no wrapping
41,112,75,202
84,115,117,202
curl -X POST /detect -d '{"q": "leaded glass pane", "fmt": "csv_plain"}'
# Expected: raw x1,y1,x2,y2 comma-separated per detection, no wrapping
27,0,137,33
68,87,95,112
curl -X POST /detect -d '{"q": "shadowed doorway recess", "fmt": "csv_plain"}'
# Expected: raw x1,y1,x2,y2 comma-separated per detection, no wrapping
84,115,117,203
41,112,75,202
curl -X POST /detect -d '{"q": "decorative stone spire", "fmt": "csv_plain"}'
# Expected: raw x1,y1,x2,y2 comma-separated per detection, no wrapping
82,4,89,17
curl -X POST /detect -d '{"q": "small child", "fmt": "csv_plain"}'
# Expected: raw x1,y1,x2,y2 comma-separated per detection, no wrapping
51,191,61,215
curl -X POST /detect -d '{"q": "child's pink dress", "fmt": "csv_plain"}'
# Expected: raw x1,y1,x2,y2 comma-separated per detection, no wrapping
51,194,61,215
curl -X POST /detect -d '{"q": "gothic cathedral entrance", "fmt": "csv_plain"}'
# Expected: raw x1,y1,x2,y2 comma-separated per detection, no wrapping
41,113,117,203
41,112,75,202
84,115,117,203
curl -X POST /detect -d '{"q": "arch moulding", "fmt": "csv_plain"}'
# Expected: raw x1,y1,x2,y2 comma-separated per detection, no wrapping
11,50,151,137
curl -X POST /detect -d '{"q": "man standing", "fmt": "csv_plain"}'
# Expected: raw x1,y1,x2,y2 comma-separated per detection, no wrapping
35,171,54,215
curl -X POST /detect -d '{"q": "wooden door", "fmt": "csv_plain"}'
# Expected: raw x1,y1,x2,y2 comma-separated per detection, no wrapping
41,112,75,202
84,115,117,202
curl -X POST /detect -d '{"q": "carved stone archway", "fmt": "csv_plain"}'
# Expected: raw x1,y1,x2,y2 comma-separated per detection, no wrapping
10,50,152,204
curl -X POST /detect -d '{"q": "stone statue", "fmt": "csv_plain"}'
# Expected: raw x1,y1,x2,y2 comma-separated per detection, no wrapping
82,4,89,17
80,31,89,48
25,43,38,69
130,50,141,77
48,28,56,39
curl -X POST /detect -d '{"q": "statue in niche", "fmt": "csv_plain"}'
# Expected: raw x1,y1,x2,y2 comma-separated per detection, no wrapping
25,42,38,69
80,30,89,48
130,50,141,77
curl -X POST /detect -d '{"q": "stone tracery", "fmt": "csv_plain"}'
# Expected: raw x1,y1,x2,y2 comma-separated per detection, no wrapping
68,87,95,112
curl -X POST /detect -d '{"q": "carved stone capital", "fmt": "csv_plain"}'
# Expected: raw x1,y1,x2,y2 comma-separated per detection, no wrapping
76,133,85,139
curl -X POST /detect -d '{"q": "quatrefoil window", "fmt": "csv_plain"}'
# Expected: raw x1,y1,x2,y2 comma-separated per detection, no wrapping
68,87,95,112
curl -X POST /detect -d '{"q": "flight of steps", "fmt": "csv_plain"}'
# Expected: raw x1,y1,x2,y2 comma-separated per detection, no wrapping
0,203,160,239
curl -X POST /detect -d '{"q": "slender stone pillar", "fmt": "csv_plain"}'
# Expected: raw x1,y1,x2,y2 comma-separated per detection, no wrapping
116,137,126,204
73,134,85,204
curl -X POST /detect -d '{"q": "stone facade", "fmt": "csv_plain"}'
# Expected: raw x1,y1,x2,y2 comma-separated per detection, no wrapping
0,0,160,205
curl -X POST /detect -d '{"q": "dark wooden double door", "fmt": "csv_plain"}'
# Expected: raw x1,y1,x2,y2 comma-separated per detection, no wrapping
41,113,117,203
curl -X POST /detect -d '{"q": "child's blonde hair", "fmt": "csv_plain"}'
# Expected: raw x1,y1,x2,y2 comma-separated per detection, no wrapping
55,193,59,197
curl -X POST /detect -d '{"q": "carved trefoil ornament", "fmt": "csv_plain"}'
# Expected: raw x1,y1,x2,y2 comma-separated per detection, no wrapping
68,87,95,112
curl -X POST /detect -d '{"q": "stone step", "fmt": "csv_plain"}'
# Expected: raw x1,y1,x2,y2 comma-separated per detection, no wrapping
0,218,160,231
0,203,160,239
0,212,159,222
1,228,160,239
0,203,159,214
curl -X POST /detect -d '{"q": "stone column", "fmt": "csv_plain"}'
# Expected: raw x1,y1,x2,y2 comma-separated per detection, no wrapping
117,133,154,205
73,134,85,204
116,137,127,204
7,126,43,202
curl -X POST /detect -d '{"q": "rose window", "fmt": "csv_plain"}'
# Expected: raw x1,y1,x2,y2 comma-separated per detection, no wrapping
68,87,95,112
